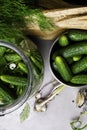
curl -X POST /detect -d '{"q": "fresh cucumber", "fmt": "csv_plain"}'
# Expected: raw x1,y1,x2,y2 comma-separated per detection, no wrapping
71,57,87,74
0,57,6,67
52,50,59,61
0,75,28,86
32,62,41,80
73,55,82,61
0,47,6,57
0,86,14,104
52,62,58,71
60,42,87,58
16,85,25,96
28,49,43,63
54,56,72,82
5,53,21,62
18,62,28,74
71,74,87,85
58,35,69,47
30,56,43,70
68,30,87,41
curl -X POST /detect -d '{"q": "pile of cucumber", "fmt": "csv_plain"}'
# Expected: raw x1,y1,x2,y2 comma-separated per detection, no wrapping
51,29,87,86
0,46,28,106
0,45,43,106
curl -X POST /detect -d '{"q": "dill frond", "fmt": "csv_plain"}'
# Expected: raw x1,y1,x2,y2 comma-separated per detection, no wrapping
26,9,55,30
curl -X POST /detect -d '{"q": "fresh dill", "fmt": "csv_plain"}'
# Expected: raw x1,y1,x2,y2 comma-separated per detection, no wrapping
0,0,55,43
26,9,55,30
0,0,28,42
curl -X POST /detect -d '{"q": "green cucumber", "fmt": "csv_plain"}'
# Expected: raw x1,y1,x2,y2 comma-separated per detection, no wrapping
71,57,87,74
73,55,82,61
0,57,6,67
30,56,43,70
71,74,87,85
32,62,41,80
58,35,69,47
5,53,21,62
52,50,59,61
18,62,28,74
68,30,87,41
16,85,25,96
0,75,28,86
0,87,14,104
52,62,58,71
28,49,43,63
60,42,87,58
54,56,72,82
0,47,6,57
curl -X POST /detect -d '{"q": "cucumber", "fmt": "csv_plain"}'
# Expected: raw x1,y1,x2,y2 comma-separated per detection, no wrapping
52,62,58,71
73,55,82,61
58,35,69,47
16,85,25,96
32,62,41,80
18,62,28,74
5,53,21,62
71,74,87,85
68,30,87,41
30,56,43,70
60,42,87,58
52,50,59,61
0,57,6,67
0,75,28,86
66,57,73,64
0,86,14,104
28,49,43,63
54,56,72,82
71,57,87,74
0,47,6,57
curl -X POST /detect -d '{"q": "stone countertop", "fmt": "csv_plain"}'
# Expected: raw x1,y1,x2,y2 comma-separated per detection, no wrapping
0,38,86,130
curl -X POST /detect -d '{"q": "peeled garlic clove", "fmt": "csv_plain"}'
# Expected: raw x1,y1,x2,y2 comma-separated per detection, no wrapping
76,92,85,107
35,92,42,99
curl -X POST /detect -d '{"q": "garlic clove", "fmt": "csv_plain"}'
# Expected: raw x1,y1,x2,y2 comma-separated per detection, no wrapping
76,92,85,107
35,92,42,99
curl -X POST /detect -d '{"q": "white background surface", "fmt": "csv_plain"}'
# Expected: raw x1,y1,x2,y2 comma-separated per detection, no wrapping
0,38,86,130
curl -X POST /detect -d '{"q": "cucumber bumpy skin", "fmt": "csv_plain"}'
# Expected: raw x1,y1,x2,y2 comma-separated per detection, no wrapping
0,75,28,86
60,42,87,58
54,56,72,82
58,35,69,47
71,57,87,74
18,62,28,74
68,30,87,41
0,87,14,104
0,47,6,57
71,74,87,85
5,53,21,62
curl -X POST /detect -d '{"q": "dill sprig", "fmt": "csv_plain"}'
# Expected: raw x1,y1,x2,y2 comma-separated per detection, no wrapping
26,9,55,30
0,0,28,27
0,0,28,42
0,0,55,43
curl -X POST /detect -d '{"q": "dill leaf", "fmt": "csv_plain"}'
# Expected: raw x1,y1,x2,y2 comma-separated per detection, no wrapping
26,9,55,30
0,0,55,43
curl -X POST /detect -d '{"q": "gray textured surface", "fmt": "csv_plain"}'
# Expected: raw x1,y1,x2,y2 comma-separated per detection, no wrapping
0,38,85,130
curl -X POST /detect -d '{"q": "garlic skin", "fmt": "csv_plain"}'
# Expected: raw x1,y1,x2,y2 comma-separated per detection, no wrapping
34,85,65,112
76,92,85,107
